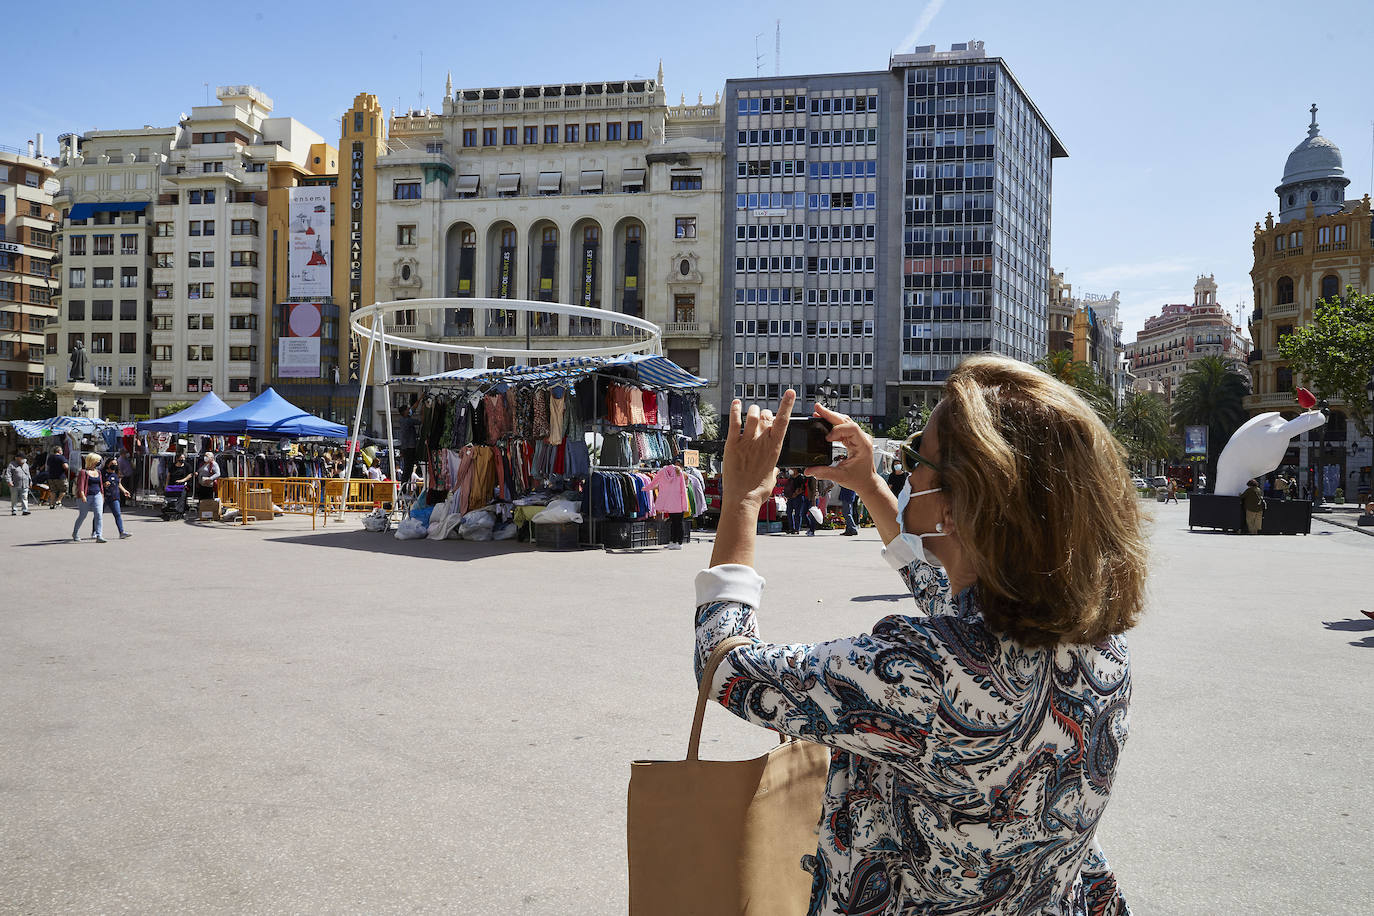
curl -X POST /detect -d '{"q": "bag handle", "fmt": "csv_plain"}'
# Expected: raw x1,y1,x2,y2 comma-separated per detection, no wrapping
688,636,786,760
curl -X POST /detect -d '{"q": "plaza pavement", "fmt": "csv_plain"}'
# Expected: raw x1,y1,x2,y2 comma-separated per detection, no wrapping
1,500,1371,915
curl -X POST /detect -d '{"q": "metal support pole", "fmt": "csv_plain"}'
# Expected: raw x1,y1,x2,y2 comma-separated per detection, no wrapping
346,316,380,523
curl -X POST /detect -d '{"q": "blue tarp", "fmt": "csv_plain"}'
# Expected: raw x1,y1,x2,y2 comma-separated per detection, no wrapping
67,202,149,220
10,416,120,439
185,387,347,438
135,391,230,434
405,353,707,389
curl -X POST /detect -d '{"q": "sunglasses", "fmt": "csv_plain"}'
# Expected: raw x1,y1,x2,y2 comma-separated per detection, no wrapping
900,430,943,476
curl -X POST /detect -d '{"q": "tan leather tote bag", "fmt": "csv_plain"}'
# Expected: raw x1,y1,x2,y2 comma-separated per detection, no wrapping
627,636,831,915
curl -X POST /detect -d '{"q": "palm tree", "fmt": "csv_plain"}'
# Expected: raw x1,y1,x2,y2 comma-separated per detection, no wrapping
1113,390,1173,474
1035,351,1114,422
1171,355,1251,481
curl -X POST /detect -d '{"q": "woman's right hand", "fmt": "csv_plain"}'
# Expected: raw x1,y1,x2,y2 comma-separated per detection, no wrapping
805,403,882,494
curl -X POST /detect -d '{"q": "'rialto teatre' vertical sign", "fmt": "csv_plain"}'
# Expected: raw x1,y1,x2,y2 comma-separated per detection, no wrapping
348,141,364,383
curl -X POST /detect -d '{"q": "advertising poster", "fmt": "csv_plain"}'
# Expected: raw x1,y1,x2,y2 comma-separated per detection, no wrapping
278,302,322,378
1184,425,1208,456
288,187,332,297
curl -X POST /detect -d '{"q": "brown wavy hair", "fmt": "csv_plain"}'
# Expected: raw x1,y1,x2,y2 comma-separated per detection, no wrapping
934,355,1147,647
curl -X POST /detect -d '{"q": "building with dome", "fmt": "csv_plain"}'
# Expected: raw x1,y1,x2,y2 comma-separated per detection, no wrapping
1247,104,1373,501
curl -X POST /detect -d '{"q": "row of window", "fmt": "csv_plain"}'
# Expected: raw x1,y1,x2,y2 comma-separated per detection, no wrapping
737,159,807,177
735,319,875,337
65,301,140,321
735,254,877,274
735,288,878,305
67,268,140,288
0,341,47,361
733,383,874,403
149,378,257,394
152,282,257,299
737,128,879,147
60,332,139,354
0,284,52,304
736,350,876,370
151,251,255,268
906,129,995,147
68,234,140,256
737,94,881,116
735,223,877,242
732,192,880,210
457,121,643,149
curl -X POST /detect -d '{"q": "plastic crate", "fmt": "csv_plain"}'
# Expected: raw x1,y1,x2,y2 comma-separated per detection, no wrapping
599,519,664,550
534,522,581,551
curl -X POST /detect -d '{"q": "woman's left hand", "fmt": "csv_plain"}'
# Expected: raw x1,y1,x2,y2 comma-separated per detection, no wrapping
721,390,795,510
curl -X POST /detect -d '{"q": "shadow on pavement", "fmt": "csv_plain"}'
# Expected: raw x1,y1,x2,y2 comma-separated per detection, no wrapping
1322,618,1374,632
851,593,910,603
264,527,535,561
1347,635,1374,649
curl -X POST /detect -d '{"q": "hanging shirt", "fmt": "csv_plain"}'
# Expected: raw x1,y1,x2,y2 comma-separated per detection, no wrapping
648,464,689,515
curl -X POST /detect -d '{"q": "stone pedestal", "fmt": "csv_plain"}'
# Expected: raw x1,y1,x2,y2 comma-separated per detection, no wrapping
53,382,105,419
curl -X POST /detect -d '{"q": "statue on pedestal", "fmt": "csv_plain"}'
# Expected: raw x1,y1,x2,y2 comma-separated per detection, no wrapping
68,340,88,383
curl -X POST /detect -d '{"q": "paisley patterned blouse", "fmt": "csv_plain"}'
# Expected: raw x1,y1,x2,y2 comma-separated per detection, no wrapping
693,559,1133,916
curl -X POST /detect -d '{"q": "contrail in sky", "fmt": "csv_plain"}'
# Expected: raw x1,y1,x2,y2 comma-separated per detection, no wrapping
895,0,947,53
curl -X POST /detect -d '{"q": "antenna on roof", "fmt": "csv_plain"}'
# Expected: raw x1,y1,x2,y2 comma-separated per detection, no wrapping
419,51,424,110
754,33,765,77
775,20,781,76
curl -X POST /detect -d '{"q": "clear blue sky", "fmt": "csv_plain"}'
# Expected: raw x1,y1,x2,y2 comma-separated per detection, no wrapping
5,0,1371,343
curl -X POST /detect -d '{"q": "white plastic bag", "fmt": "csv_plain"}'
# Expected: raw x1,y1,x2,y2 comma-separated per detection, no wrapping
395,516,428,540
458,508,497,540
808,506,824,526
493,521,517,541
362,508,388,532
532,498,583,525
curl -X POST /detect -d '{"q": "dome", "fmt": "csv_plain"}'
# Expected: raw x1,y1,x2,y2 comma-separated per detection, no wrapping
1280,105,1345,186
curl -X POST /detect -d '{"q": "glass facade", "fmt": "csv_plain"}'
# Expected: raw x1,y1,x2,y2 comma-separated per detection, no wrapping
895,53,1061,396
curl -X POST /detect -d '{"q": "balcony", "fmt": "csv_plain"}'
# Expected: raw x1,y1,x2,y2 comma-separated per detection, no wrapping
1269,300,1299,318
664,319,712,339
1249,308,1262,324
443,322,475,338
1244,392,1299,411
1247,349,1263,364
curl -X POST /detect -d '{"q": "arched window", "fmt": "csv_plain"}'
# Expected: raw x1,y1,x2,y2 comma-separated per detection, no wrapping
620,224,643,317
1320,274,1339,300
1276,276,1294,305
486,226,518,335
571,224,602,336
1275,367,1292,393
448,226,478,334
531,224,559,335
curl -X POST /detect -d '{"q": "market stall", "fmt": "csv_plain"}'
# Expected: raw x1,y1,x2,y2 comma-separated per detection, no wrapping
395,353,709,550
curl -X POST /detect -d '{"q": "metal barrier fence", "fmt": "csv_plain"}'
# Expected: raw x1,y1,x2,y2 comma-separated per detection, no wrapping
214,477,398,528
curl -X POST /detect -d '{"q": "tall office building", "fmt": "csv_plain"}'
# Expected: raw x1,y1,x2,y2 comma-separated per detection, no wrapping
0,140,58,418
891,41,1066,413
721,72,900,421
722,41,1065,424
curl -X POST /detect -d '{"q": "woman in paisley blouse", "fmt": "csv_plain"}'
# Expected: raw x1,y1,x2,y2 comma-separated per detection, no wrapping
696,354,1145,916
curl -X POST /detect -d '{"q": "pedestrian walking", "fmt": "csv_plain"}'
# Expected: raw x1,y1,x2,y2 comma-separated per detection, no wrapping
72,453,106,543
1242,478,1265,534
698,354,1143,914
45,448,69,508
1274,475,1288,501
837,484,858,535
102,457,133,539
1165,478,1179,504
7,453,32,515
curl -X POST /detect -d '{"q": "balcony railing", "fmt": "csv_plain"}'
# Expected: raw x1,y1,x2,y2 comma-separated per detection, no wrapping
1269,300,1299,317
1244,392,1298,410
443,322,475,338
665,320,712,337
1249,308,1262,323
1247,349,1263,364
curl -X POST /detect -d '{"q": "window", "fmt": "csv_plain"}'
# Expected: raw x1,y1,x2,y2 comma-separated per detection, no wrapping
203,220,215,236
92,267,113,289
229,315,258,330
231,219,258,236
120,267,138,288
69,268,86,288
230,282,258,298
1276,276,1294,305
627,121,642,140
565,124,579,143
230,251,258,267
92,235,114,255
545,125,559,144
1321,274,1340,300
482,127,497,146
462,128,476,148
120,300,137,320
397,224,416,246
585,123,599,142
189,190,202,204
153,346,172,361
91,332,112,353
69,235,86,255
503,126,518,145
393,182,421,200
670,172,702,191
674,216,697,239
153,284,171,299
229,346,257,361
202,161,223,173
524,126,538,145
1335,224,1347,243
68,300,85,321
119,332,137,354
120,234,138,254
188,283,203,300
155,222,173,237
605,122,621,141
155,253,174,268
425,141,444,154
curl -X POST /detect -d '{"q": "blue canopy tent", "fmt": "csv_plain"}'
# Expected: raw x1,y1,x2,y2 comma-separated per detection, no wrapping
185,388,347,438
135,391,230,434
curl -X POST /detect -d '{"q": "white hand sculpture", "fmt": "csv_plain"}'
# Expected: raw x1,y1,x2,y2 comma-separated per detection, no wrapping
1214,410,1327,496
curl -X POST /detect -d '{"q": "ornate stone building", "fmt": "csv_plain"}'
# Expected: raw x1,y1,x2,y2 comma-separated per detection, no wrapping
1126,275,1248,405
1247,105,1373,497
0,140,58,418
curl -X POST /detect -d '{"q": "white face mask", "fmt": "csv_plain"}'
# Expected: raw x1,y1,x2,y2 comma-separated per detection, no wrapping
895,484,948,568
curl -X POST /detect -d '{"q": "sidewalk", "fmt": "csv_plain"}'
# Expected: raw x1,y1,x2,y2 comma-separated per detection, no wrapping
1312,505,1374,537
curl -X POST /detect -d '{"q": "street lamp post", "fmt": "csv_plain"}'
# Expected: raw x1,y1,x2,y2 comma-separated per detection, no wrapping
817,376,836,410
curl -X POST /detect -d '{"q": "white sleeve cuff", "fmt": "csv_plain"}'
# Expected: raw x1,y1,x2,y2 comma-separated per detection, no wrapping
695,564,766,607
880,536,919,571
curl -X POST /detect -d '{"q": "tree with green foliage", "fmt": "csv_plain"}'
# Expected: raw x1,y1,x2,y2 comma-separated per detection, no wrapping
1276,286,1374,439
1171,355,1251,482
884,402,932,441
1111,390,1175,473
12,387,57,420
157,401,192,418
1034,351,1114,423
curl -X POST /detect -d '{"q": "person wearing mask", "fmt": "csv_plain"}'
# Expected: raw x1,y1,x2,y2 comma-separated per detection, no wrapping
167,452,193,516
195,451,222,504
695,354,1143,914
102,456,133,539
45,448,70,509
72,453,106,543
7,453,32,516
885,460,908,496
